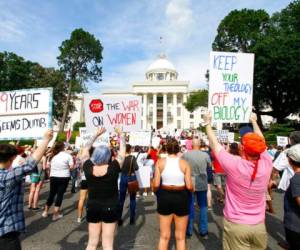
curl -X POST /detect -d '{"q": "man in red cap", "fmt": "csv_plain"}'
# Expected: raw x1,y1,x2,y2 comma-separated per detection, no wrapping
204,112,273,250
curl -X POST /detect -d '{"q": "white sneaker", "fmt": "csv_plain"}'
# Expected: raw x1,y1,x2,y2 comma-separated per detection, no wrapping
77,217,82,223
42,211,48,218
151,192,155,196
142,192,147,197
52,214,63,221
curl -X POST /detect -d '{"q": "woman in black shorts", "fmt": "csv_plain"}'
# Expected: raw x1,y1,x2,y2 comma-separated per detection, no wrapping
82,127,125,250
153,139,193,250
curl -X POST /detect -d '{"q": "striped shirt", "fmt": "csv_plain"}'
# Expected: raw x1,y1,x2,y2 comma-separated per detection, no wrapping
0,157,37,236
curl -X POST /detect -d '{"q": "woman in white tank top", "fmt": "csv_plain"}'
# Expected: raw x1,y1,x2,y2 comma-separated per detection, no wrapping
153,138,193,250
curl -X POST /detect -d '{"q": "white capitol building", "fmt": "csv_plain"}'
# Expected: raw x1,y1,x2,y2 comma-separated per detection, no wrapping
69,54,207,131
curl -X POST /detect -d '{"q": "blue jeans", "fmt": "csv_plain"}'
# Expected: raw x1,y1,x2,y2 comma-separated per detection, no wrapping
187,191,208,235
118,174,136,221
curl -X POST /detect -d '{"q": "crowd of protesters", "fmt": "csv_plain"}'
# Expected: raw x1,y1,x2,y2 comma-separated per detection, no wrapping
0,112,300,250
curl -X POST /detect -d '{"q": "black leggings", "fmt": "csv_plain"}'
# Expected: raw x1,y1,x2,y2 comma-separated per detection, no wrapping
285,227,300,250
46,177,70,207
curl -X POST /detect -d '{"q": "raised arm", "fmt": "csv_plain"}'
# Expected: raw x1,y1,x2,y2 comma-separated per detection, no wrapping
116,127,126,166
204,112,223,154
31,130,53,162
81,127,106,161
250,112,264,138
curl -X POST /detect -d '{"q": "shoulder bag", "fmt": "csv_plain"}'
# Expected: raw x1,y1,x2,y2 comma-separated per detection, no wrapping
127,156,139,194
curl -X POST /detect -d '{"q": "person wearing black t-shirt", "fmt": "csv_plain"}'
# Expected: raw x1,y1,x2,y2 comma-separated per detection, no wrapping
118,144,139,225
81,127,126,250
284,144,300,250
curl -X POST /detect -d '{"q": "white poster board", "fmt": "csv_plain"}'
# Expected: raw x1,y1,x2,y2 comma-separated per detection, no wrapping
78,127,110,147
214,130,229,143
152,137,161,149
84,95,142,133
129,131,151,146
277,136,288,147
209,52,254,123
228,132,235,143
136,167,151,188
75,136,83,149
0,88,53,140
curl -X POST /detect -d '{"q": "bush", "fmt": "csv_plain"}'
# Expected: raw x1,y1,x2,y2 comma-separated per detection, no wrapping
263,123,295,145
56,131,79,144
73,122,85,131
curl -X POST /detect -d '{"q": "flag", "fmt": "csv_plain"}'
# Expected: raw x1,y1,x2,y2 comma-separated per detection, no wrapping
66,128,72,142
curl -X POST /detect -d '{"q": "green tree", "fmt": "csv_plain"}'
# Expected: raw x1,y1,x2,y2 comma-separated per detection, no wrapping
184,89,208,112
212,4,300,123
29,66,77,123
0,52,35,90
57,28,103,132
0,52,75,123
252,1,300,122
212,9,269,52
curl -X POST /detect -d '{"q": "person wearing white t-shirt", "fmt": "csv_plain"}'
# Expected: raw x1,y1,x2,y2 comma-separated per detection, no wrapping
142,154,155,196
272,131,300,191
42,142,74,221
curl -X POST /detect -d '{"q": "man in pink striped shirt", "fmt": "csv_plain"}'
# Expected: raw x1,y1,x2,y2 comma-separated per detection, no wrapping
204,113,273,250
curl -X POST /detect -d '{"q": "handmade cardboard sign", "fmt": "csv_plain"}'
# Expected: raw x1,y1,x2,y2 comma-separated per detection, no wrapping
0,88,53,140
84,95,142,132
277,136,289,147
209,52,254,123
78,127,110,147
214,130,229,143
129,131,151,146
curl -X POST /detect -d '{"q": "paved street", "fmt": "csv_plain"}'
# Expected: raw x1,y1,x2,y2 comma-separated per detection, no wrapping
21,183,285,250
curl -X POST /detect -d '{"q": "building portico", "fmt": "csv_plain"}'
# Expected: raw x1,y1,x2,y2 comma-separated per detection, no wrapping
102,54,206,131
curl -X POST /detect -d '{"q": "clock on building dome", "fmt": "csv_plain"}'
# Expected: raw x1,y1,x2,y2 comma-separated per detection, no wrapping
146,54,178,81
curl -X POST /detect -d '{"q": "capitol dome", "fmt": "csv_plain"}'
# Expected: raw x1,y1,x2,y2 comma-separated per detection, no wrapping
146,54,178,81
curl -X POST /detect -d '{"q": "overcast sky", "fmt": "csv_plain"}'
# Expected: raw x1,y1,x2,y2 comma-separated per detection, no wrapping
0,0,293,92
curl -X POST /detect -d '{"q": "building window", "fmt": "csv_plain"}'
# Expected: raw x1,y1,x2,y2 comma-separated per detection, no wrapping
157,73,164,80
190,122,194,128
177,107,181,116
190,113,194,119
177,95,182,104
177,120,181,129
167,95,172,104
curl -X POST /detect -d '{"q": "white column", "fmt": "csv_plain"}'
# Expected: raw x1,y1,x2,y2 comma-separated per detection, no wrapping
182,93,187,129
152,94,157,129
143,94,147,130
163,93,167,128
173,93,177,129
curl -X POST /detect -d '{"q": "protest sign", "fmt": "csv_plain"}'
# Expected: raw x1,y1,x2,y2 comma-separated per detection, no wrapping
228,132,235,143
84,95,142,133
277,136,288,147
75,136,82,149
78,127,110,147
209,52,254,123
214,130,229,143
129,131,151,146
152,137,161,148
0,88,53,140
